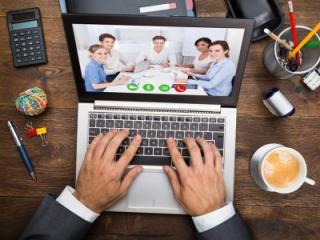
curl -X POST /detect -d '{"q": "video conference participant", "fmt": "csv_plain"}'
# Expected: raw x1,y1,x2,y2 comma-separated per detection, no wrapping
175,40,235,96
99,33,134,81
84,44,130,92
177,37,212,74
135,35,177,67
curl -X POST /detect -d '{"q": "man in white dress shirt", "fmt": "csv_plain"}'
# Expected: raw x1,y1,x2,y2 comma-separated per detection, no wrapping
19,130,251,240
135,35,177,67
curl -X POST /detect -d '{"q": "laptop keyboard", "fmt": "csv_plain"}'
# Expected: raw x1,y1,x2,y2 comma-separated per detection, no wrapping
88,112,225,166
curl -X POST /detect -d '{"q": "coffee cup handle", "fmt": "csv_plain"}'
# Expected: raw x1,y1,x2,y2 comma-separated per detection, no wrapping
305,177,316,186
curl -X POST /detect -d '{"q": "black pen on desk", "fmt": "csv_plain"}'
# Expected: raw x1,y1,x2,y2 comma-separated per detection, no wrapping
7,121,37,182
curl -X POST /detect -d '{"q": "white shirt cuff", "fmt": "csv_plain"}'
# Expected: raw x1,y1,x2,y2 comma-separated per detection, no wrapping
192,202,235,233
56,186,100,223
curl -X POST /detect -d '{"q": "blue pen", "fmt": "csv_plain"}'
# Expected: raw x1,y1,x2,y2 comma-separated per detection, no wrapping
7,121,37,182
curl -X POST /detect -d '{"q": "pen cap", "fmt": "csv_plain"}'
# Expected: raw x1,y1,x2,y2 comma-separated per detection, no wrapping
262,88,295,117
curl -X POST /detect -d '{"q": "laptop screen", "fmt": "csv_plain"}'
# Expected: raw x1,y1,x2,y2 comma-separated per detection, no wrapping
72,23,245,97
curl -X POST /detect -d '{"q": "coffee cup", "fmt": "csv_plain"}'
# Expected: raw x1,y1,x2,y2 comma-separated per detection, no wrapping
250,144,315,194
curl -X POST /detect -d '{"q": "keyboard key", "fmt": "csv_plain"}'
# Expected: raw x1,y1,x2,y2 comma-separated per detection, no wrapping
190,123,198,131
161,116,168,121
185,117,192,122
138,115,144,120
146,116,152,120
117,146,125,154
136,147,144,155
153,116,161,121
152,121,161,129
157,130,166,138
88,137,94,144
169,116,176,121
124,121,133,128
143,121,152,129
194,132,203,138
199,123,208,131
181,148,189,157
219,150,224,157
213,133,224,149
141,139,149,146
89,119,95,127
138,130,147,137
98,114,104,119
144,147,153,155
147,130,156,138
209,124,224,132
129,115,136,120
130,156,171,165
106,120,115,128
181,123,189,131
134,121,142,129
150,139,158,146
166,131,174,138
203,132,213,140
89,113,97,118
115,120,124,128
89,128,100,136
163,148,170,156
96,120,105,128
177,117,184,122
162,122,170,130
159,139,167,147
177,140,185,148
122,138,130,146
154,148,162,155
209,118,216,123
114,114,121,119
171,122,180,130
121,115,128,120
175,131,184,139
193,117,200,122
201,117,209,122
129,129,137,137
217,118,225,123
185,131,193,138
101,129,109,135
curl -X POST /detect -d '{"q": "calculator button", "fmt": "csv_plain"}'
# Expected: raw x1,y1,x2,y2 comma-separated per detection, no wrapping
26,30,32,34
34,35,39,39
15,49,21,53
23,53,28,57
36,51,41,55
30,52,35,56
13,33,18,37
22,48,27,51
13,38,19,42
37,56,42,60
35,40,40,44
31,57,36,61
28,41,33,45
19,32,25,36
20,37,26,41
17,59,22,63
27,36,32,40
32,30,39,34
35,46,41,50
29,46,34,51
21,42,26,46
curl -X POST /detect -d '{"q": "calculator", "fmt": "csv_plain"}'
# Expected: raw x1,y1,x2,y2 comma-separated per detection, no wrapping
7,8,47,67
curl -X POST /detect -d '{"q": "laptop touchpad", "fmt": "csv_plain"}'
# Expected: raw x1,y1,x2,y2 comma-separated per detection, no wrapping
128,171,180,209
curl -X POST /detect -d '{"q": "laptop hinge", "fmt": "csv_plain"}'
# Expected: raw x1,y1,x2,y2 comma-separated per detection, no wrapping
93,101,221,114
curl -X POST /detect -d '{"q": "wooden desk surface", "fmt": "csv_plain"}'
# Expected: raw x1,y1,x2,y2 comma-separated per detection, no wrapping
0,0,319,239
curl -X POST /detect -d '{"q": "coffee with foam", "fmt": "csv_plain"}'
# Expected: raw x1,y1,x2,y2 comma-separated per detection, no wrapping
263,150,300,188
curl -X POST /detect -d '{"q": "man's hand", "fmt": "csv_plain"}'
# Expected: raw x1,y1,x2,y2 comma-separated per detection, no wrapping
164,137,226,216
73,130,143,213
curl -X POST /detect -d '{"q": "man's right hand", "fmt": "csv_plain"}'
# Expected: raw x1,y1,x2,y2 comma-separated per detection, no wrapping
164,137,226,217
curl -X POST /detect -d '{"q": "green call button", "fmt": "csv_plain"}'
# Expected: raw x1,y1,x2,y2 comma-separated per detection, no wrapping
127,83,139,91
159,84,170,92
143,83,154,92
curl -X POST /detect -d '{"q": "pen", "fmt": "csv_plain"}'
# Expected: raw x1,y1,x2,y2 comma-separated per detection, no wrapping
288,1,300,65
289,22,320,59
7,121,37,182
264,28,292,50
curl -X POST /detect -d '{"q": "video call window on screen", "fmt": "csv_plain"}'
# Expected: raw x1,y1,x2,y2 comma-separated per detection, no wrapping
72,24,245,97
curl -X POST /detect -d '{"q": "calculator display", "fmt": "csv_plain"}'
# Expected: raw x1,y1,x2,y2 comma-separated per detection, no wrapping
12,20,38,30
12,12,35,21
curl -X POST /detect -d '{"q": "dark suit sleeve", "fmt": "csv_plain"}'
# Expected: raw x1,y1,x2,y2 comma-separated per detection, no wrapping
195,212,252,240
19,195,92,240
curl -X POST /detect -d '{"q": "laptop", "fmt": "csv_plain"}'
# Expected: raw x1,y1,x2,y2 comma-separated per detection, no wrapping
62,14,253,214
134,61,150,73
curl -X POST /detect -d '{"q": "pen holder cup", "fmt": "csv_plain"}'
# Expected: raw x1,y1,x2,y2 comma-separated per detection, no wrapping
264,26,320,79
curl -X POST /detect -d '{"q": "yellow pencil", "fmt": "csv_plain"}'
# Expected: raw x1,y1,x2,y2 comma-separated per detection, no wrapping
289,22,320,59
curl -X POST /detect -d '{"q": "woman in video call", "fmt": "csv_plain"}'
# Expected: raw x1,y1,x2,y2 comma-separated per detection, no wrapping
84,44,130,92
176,37,212,74
99,33,134,81
135,35,177,67
175,40,235,96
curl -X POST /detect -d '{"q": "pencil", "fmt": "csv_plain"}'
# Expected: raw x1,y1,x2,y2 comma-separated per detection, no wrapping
289,22,320,59
264,28,292,50
303,41,320,48
288,1,300,65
